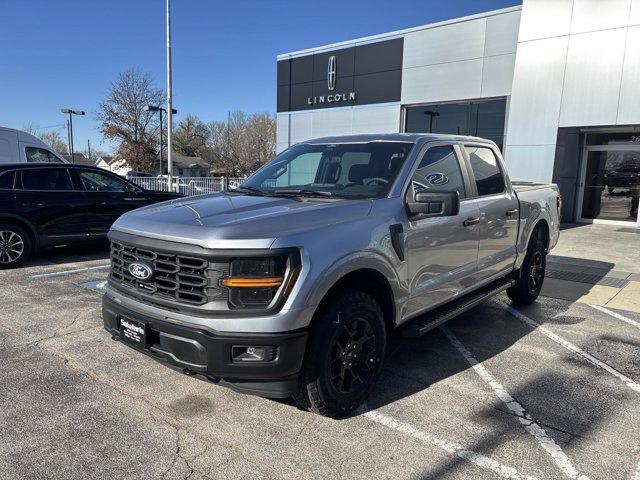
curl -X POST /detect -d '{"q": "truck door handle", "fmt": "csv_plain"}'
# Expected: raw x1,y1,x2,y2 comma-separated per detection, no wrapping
463,217,480,227
506,208,518,217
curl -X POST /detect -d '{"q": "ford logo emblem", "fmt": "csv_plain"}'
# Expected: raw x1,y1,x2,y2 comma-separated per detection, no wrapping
426,172,449,185
129,262,153,280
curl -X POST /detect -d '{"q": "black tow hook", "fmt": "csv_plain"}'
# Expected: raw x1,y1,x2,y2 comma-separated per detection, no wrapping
182,368,197,376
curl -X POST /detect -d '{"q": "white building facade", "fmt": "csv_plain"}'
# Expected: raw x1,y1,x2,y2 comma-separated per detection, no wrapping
276,0,640,227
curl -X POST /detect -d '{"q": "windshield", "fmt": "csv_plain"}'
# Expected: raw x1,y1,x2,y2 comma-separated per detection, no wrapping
240,141,415,199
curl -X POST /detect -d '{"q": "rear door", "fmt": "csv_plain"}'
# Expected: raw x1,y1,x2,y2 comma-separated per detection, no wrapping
462,145,519,280
18,167,87,237
404,143,481,315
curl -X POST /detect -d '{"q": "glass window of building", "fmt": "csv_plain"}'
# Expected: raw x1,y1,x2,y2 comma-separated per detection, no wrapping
405,98,507,151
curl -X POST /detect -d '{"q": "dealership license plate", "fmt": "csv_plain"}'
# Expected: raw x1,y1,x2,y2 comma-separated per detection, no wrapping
119,317,147,348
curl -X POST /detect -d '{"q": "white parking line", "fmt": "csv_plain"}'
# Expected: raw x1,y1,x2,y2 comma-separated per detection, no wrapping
504,304,640,393
632,459,640,480
590,304,640,331
29,264,110,280
362,407,538,480
442,327,589,480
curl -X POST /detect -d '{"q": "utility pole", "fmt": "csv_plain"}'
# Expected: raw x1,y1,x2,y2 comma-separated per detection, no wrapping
66,120,71,156
87,139,91,161
166,0,174,192
61,109,84,163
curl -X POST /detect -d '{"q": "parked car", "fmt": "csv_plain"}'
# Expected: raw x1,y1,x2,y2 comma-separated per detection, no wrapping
0,163,182,268
605,164,640,194
0,126,68,164
101,134,561,418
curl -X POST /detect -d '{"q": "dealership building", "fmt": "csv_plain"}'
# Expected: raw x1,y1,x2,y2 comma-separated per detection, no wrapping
276,0,640,227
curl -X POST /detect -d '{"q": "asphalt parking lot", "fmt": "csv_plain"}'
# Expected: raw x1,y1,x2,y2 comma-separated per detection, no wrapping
1,244,640,480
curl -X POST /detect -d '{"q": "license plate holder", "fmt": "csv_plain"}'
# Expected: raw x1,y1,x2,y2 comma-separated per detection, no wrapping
119,317,148,348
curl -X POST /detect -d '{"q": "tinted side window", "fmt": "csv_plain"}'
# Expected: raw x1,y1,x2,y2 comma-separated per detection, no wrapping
22,168,73,191
0,171,16,189
411,145,466,200
466,146,505,196
79,170,127,192
25,147,62,163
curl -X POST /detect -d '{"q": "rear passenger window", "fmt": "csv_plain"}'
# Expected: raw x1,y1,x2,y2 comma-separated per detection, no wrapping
411,145,466,200
21,168,73,191
0,171,15,189
466,146,505,196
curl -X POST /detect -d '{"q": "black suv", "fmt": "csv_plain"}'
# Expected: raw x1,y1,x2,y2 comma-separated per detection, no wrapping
0,163,182,268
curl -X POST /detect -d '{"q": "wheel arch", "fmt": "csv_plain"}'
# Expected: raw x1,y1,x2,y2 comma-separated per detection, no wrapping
311,267,397,335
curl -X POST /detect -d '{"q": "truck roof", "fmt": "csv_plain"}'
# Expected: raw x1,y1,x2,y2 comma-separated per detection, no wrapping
299,133,493,145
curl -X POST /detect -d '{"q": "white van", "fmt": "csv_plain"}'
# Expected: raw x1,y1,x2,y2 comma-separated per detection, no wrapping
0,126,68,164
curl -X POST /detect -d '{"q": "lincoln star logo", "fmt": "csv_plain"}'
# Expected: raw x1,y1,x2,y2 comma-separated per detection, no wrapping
327,55,336,91
129,262,153,280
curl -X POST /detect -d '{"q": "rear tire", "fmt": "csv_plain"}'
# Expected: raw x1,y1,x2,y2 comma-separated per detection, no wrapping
0,223,32,269
507,227,546,306
294,289,386,418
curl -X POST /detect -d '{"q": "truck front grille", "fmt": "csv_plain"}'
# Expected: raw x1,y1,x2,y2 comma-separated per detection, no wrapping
109,241,228,306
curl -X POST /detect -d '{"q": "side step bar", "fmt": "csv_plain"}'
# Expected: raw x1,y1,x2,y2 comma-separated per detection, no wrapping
400,278,515,338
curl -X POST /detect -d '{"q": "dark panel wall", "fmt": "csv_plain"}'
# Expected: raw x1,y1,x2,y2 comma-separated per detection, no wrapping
277,38,403,112
553,127,583,223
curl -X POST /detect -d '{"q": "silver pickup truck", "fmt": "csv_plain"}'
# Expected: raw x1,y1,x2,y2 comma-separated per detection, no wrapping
102,134,561,418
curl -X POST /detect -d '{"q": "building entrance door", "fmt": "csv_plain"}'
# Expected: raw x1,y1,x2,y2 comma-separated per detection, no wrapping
578,146,640,227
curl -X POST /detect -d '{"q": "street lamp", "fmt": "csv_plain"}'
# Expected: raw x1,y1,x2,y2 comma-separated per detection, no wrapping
60,108,85,163
144,105,177,175
423,110,440,133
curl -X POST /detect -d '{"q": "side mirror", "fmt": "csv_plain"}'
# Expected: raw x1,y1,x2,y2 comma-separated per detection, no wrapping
407,191,460,219
125,183,139,194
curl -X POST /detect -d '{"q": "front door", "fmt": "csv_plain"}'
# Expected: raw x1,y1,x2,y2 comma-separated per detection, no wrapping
405,144,480,316
72,169,150,234
579,148,640,226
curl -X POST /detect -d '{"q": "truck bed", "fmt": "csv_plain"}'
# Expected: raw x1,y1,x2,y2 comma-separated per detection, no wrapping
512,181,555,192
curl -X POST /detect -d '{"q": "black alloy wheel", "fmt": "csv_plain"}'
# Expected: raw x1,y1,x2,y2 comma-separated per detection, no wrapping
329,317,377,394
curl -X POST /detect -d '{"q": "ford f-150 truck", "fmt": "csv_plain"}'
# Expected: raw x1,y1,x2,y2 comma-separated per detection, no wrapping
102,134,561,418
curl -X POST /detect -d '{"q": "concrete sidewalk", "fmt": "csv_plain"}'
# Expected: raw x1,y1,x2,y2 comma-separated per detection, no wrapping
542,224,640,312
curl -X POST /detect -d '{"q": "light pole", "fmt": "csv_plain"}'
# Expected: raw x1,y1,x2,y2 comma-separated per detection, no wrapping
61,108,85,163
423,110,440,133
144,105,177,175
166,0,175,191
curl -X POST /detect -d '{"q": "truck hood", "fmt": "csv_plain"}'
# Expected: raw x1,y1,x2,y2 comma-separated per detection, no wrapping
111,192,373,249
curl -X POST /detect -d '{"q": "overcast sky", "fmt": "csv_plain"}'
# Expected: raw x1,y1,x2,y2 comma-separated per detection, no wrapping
0,0,520,154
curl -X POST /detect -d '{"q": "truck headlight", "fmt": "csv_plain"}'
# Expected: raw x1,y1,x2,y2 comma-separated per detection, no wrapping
221,255,299,309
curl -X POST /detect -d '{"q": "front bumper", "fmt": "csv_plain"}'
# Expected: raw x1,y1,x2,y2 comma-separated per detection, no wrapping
102,295,308,398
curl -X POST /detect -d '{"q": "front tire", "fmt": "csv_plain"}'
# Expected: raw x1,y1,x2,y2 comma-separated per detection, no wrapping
507,227,546,306
293,289,386,418
0,223,32,269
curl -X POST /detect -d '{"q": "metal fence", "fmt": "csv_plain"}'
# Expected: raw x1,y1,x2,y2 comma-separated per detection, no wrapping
129,176,246,197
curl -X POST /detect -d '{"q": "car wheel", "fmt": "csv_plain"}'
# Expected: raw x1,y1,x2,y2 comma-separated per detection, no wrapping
507,226,546,306
0,223,32,269
293,289,386,418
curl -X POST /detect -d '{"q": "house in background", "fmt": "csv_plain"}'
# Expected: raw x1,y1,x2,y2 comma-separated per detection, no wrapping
61,153,96,167
94,154,210,177
171,154,210,177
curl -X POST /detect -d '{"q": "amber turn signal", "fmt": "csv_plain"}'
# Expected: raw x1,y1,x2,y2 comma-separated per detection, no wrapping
221,277,284,288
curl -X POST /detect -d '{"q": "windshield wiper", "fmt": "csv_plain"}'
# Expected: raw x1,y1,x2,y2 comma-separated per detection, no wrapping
272,189,333,198
232,186,272,196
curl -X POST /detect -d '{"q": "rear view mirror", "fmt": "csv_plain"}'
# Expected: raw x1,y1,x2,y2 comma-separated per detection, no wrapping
407,191,459,219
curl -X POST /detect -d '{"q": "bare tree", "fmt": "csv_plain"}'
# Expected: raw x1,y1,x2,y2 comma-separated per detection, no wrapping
97,68,164,172
22,123,69,154
173,114,208,157
203,111,276,176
